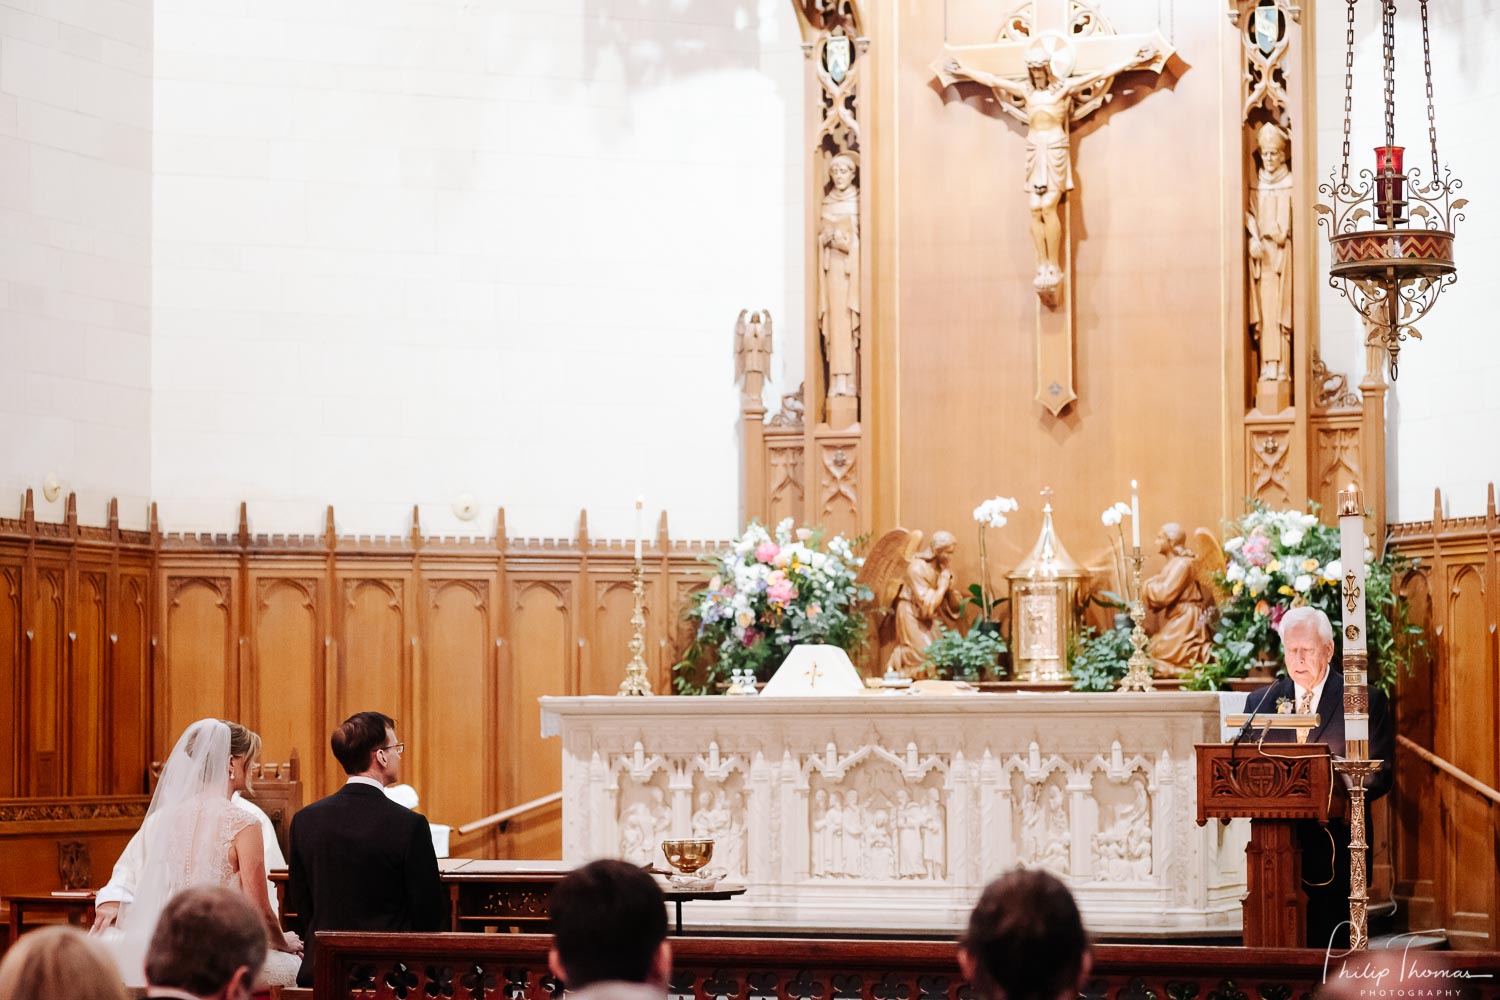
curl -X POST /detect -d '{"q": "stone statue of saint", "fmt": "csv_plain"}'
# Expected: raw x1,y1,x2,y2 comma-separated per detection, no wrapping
818,153,860,399
883,530,960,678
1140,523,1216,677
940,41,1157,305
1247,122,1293,385
734,309,772,403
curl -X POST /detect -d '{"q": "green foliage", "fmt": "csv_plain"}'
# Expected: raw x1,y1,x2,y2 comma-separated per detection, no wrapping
958,584,1009,629
1069,617,1134,691
922,623,1007,682
1187,501,1423,694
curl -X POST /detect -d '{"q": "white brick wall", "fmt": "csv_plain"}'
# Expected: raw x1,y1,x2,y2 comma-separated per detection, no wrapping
146,0,806,540
1316,0,1500,521
0,0,154,527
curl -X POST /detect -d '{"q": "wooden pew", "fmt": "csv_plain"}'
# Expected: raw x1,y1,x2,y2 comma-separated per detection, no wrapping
309,932,1500,1000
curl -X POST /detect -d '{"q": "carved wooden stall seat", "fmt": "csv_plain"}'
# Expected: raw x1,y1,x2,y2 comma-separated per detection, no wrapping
151,751,302,860
0,795,149,938
311,933,1500,1000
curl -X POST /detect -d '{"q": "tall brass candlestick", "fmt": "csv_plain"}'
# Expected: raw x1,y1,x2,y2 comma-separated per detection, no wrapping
1118,546,1154,693
618,553,653,697
1332,484,1377,948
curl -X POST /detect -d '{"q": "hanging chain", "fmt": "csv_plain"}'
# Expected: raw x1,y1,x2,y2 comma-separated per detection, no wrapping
1421,0,1440,178
1340,0,1356,183
1381,0,1397,149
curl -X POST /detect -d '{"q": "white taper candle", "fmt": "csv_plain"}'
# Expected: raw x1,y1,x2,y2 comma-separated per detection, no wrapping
635,496,644,562
1130,480,1140,549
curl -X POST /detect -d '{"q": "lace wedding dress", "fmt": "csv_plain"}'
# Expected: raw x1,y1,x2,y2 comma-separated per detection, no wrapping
110,720,300,987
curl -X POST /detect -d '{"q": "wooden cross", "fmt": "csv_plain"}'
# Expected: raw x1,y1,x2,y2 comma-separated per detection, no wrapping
935,0,1173,415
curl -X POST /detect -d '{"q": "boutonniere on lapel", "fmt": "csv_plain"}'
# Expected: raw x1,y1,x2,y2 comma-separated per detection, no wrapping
1275,697,1293,714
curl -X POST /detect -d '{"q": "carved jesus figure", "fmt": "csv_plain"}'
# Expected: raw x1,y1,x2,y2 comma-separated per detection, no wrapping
940,39,1157,304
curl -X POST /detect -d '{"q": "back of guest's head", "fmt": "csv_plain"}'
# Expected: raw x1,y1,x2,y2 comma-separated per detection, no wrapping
549,859,668,989
332,711,396,775
961,869,1089,1000
145,887,266,997
0,925,127,1000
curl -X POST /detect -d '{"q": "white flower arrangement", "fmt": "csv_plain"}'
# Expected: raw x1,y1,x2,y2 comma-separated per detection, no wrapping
674,520,869,695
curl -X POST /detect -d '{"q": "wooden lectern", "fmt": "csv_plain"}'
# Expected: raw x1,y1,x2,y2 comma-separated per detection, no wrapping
1196,742,1335,948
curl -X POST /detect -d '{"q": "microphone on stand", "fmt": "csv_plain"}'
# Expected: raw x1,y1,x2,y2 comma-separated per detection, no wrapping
1233,675,1286,747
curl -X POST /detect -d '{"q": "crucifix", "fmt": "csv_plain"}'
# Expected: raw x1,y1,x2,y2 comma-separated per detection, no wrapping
934,1,1174,415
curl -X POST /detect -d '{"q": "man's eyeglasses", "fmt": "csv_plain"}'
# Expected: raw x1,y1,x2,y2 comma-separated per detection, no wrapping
379,742,405,754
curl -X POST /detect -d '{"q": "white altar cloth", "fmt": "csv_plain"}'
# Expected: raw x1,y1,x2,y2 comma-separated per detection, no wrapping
540,693,1249,936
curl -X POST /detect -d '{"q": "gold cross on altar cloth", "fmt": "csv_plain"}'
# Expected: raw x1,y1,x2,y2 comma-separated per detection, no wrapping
934,0,1174,416
801,658,823,687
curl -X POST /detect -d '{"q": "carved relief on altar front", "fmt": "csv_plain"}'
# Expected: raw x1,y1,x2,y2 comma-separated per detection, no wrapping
689,777,748,879
806,756,947,882
616,778,673,866
1089,772,1152,881
1013,773,1071,876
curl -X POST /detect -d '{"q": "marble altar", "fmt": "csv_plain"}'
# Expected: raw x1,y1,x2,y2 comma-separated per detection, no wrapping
539,693,1249,936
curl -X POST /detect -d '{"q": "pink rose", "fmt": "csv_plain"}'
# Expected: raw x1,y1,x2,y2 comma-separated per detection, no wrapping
755,541,780,564
767,579,798,604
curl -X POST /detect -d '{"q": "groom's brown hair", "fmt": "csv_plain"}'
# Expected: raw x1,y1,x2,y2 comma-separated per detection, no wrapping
332,711,396,774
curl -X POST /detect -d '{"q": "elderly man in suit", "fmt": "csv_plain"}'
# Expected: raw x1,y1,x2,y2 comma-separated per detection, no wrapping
1242,605,1395,948
285,712,447,987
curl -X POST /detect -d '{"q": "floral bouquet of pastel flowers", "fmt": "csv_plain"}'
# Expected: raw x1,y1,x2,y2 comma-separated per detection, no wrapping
672,519,870,695
1192,502,1418,693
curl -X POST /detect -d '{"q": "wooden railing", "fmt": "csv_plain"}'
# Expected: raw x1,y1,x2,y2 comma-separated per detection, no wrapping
455,791,563,837
311,932,1500,1000
1398,735,1500,807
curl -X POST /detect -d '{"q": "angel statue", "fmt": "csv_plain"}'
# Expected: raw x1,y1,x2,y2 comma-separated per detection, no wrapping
1140,524,1222,677
734,309,772,403
858,528,961,678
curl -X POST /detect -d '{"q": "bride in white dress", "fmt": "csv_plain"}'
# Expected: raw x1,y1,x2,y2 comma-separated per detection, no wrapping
109,719,302,987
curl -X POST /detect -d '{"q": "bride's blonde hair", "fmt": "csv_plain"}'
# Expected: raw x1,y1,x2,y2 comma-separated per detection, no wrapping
219,721,262,793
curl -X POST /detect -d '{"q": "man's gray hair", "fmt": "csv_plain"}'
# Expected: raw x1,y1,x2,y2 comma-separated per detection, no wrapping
1277,605,1333,643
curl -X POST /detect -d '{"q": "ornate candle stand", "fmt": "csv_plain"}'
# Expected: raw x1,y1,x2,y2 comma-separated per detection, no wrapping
1118,546,1155,693
617,560,653,696
1332,484,1378,948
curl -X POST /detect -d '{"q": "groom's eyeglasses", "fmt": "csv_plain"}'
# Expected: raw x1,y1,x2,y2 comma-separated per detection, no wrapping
380,742,405,754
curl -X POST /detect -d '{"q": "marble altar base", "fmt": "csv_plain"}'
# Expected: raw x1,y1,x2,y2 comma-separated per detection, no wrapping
540,693,1249,936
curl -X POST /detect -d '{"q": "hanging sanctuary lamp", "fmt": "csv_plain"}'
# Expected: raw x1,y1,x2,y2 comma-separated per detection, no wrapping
1315,0,1466,379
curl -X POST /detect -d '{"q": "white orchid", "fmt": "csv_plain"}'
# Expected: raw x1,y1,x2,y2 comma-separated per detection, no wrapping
973,496,1020,528
1225,562,1247,583
1224,536,1244,553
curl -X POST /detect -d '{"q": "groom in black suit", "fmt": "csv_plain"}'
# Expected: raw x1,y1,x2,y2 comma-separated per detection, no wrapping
286,711,448,987
1241,606,1394,949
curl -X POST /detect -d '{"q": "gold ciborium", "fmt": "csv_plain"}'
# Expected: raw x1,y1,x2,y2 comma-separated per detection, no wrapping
661,839,714,875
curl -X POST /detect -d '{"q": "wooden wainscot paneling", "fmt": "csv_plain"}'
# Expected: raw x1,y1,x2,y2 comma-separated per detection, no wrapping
0,495,157,800
421,576,496,855
250,574,324,791
159,572,236,755
0,560,21,797
1,494,724,868
1387,486,1500,949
